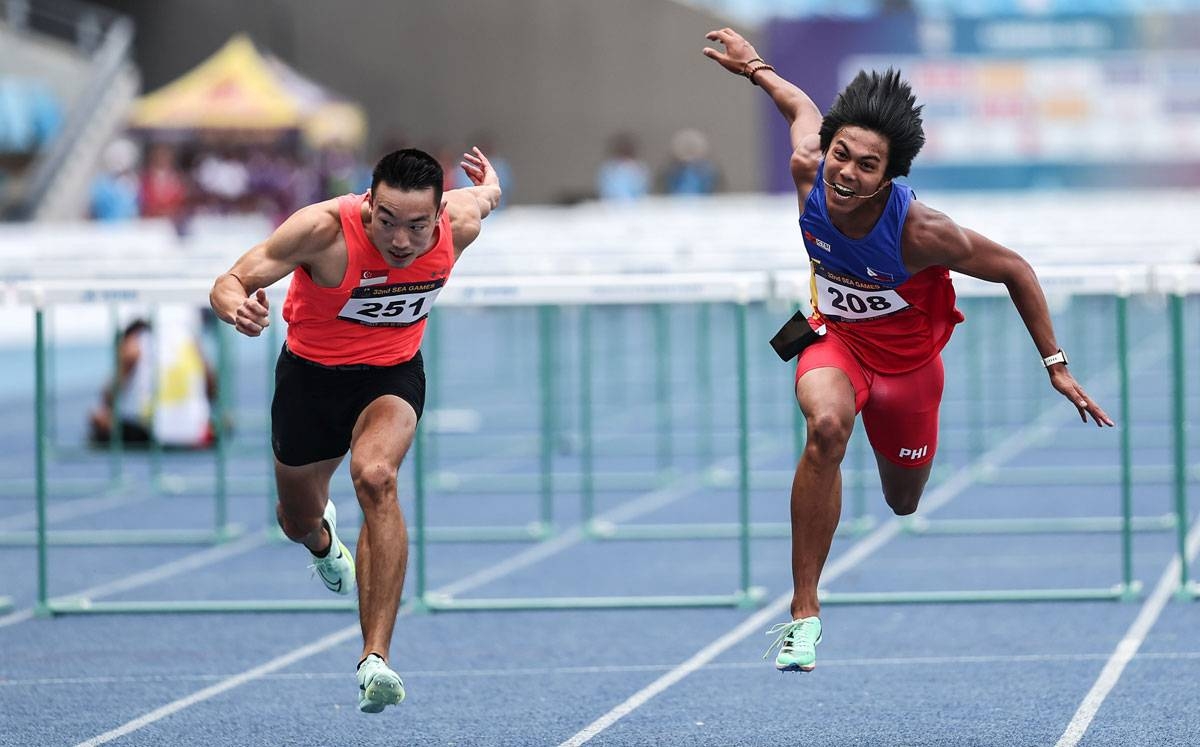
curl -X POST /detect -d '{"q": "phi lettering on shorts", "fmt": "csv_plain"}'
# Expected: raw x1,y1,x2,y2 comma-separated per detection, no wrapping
898,445,928,460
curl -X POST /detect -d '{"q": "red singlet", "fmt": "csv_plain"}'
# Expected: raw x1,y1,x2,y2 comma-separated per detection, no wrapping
283,193,454,366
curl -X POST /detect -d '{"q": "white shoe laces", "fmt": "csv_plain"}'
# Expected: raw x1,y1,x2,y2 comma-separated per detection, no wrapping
763,619,818,659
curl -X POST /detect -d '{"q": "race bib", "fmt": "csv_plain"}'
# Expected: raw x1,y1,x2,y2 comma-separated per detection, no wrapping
813,268,908,322
337,279,444,327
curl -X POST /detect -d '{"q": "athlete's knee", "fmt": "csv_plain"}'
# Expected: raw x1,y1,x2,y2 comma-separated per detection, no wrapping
880,472,930,516
883,488,923,516
352,461,398,505
804,411,853,463
275,500,321,541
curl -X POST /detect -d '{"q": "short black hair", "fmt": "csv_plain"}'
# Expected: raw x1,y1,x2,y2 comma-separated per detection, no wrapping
819,69,925,179
371,148,444,207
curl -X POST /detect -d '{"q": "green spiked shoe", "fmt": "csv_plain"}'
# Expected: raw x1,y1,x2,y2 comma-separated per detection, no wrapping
764,617,822,672
357,654,405,713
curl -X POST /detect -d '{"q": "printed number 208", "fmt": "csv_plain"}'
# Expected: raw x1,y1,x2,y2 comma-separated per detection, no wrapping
828,287,891,314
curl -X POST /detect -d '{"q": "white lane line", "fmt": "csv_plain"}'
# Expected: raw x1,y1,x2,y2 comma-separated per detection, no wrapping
69,452,758,747
1053,515,1200,747
557,414,1064,747
74,625,361,747
9,488,151,529
17,651,1200,688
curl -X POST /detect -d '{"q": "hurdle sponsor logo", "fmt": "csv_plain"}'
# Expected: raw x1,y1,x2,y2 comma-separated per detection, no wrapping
898,444,929,460
803,229,832,252
360,269,389,286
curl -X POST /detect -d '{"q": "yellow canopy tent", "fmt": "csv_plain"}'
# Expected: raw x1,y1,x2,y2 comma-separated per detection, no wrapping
128,34,366,148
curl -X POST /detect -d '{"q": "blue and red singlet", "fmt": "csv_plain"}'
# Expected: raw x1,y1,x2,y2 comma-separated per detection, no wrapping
283,193,455,367
800,161,963,374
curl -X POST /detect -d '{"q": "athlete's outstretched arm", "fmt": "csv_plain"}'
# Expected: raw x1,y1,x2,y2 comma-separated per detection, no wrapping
445,146,502,257
703,29,821,149
703,27,823,196
210,202,340,337
902,201,1114,427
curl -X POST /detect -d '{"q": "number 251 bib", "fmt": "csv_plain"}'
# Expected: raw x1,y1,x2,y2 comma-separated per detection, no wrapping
337,279,444,327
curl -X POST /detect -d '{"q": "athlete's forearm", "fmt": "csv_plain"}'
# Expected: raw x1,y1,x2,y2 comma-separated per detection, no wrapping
755,70,822,128
467,184,502,220
1004,266,1063,361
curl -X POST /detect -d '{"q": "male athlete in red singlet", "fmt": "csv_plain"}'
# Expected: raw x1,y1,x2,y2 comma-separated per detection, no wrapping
210,147,500,712
704,29,1114,673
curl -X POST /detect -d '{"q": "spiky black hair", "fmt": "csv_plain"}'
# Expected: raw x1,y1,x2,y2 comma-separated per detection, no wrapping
819,69,925,179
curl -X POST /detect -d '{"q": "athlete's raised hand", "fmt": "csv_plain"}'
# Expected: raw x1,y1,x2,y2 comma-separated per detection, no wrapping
703,27,762,77
235,288,270,337
460,147,498,188
1049,367,1114,427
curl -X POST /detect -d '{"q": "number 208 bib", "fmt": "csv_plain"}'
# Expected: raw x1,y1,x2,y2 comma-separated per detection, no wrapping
337,279,444,327
813,266,908,322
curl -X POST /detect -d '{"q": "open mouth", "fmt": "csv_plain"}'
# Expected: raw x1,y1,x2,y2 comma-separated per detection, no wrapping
830,183,855,198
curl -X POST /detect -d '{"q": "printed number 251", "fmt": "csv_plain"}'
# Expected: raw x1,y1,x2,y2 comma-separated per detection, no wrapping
360,297,425,319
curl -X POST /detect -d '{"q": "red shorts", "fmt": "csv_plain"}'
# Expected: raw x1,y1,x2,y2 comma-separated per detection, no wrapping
795,330,944,467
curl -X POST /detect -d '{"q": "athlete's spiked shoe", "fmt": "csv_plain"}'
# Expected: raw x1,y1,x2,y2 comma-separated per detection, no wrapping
764,616,822,672
309,500,355,595
357,654,405,713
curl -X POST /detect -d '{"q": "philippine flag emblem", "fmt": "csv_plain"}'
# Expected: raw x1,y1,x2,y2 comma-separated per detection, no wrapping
866,267,895,282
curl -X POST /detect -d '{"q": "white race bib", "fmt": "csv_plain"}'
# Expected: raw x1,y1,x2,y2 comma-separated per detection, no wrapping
813,268,908,321
337,280,444,327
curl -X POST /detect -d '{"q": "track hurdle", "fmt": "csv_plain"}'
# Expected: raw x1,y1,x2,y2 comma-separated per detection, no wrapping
12,279,343,616
9,280,245,551
410,273,771,611
1165,264,1200,601
815,265,1166,606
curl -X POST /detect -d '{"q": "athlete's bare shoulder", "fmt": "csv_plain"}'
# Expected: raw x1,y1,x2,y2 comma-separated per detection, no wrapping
266,197,343,261
901,199,969,272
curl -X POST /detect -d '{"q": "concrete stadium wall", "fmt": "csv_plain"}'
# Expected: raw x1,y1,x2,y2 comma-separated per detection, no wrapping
88,0,766,204
0,21,91,102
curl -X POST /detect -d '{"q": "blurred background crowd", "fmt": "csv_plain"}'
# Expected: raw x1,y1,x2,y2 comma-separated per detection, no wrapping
3,0,1199,447
4,0,1198,232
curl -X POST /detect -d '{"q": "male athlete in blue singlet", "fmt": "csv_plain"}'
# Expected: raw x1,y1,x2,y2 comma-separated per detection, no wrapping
704,28,1115,673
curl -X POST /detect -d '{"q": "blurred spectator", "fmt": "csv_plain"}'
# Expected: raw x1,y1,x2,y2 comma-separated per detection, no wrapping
193,147,250,212
139,143,188,221
88,309,218,449
597,132,650,202
661,128,721,196
89,137,141,221
0,76,62,154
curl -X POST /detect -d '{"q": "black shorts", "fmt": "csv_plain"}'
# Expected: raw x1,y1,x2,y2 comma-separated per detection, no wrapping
271,345,426,467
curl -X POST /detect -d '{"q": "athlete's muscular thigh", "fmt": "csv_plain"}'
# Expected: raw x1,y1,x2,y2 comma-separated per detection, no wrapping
796,367,857,461
349,395,417,505
861,355,944,514
861,355,944,466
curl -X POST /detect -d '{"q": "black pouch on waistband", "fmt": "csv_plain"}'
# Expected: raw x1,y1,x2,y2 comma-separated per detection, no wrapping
769,311,827,362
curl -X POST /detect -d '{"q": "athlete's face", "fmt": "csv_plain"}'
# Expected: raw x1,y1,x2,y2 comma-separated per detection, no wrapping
823,126,891,216
367,183,442,268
